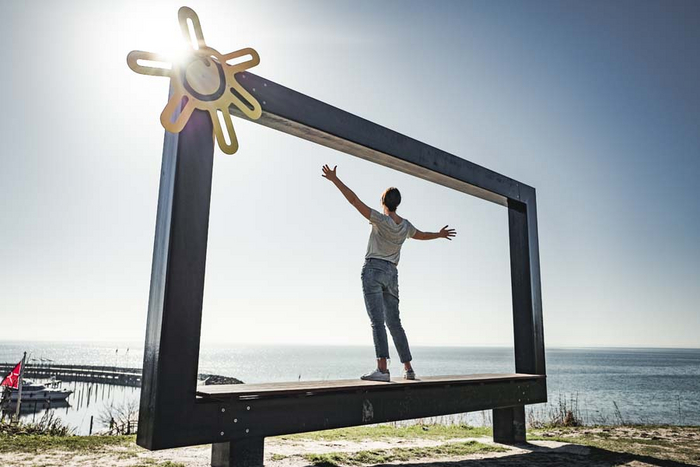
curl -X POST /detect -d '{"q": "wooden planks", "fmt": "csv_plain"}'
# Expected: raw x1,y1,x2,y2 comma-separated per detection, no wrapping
197,373,545,400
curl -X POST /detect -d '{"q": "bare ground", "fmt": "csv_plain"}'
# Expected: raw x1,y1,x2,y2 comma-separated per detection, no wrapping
0,425,698,467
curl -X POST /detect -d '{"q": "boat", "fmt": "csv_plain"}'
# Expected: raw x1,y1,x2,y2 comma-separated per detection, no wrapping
1,398,70,414
2,379,72,402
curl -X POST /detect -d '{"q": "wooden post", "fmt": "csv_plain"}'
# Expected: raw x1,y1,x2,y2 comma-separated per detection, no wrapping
211,438,265,467
493,406,526,444
492,189,546,444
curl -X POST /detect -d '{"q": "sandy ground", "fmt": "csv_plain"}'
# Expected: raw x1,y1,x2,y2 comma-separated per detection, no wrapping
1,426,699,466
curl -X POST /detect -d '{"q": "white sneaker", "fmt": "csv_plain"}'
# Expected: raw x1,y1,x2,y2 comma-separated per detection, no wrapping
360,368,390,382
404,369,416,380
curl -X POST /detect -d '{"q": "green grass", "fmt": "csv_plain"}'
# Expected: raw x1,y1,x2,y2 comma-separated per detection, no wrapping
302,440,506,466
0,412,74,437
278,423,492,442
0,433,135,453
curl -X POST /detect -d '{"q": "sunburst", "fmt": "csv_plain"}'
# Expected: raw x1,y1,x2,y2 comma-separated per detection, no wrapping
127,7,261,154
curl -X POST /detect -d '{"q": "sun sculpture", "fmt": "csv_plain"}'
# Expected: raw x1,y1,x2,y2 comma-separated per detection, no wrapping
127,7,261,154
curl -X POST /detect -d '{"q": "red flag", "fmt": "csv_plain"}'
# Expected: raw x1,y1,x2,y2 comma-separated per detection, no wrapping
1,361,22,389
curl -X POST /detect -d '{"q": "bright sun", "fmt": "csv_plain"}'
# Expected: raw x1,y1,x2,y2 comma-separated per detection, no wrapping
127,7,261,155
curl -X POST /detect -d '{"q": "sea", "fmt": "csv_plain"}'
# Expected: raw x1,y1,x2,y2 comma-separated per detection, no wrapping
1,342,698,435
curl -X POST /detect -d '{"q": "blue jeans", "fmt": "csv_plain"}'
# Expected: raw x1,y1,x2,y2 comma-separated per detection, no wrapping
361,258,413,363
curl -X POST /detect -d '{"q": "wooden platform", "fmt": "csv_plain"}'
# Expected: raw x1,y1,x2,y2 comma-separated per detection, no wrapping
197,373,545,400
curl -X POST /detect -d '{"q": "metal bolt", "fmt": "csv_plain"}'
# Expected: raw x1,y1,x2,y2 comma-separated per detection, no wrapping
252,88,256,92
221,408,225,413
241,74,246,78
220,431,225,436
262,101,266,105
246,406,250,411
263,83,267,87
234,418,238,423
246,428,250,433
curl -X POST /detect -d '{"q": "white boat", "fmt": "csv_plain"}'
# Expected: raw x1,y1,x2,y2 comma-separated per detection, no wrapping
3,380,72,402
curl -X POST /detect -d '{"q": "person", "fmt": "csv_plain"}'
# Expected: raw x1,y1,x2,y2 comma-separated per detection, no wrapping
322,164,457,382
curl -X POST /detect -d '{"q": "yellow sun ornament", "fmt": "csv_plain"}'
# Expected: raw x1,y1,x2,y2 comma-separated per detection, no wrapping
127,7,261,154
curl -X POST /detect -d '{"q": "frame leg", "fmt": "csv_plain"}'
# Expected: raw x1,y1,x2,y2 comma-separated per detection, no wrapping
493,406,526,444
211,438,264,467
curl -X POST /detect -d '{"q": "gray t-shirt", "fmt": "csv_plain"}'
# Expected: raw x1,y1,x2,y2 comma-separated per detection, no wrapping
365,208,417,265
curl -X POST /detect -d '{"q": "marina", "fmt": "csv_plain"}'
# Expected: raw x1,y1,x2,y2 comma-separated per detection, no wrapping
0,362,142,388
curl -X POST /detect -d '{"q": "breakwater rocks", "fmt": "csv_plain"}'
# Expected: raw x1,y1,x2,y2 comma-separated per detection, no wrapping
199,374,244,385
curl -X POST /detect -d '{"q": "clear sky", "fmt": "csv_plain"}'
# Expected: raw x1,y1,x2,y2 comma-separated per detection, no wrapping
0,0,698,349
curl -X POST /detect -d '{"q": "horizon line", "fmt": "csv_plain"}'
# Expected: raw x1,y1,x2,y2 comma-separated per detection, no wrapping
0,338,697,351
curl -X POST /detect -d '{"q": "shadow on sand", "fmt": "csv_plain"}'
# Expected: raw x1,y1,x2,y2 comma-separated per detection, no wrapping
308,441,699,467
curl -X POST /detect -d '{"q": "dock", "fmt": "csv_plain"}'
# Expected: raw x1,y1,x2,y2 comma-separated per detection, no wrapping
0,363,241,388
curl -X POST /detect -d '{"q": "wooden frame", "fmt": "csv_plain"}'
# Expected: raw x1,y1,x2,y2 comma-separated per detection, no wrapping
135,71,546,466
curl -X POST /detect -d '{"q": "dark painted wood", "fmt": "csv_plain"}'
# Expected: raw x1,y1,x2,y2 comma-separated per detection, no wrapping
521,187,546,376
229,72,521,206
200,378,546,443
197,373,545,399
508,189,546,376
493,406,526,444
135,73,546,453
212,438,265,467
141,377,545,449
136,104,215,450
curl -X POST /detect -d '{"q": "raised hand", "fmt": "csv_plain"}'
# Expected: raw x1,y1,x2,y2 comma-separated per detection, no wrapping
439,225,457,240
321,164,338,182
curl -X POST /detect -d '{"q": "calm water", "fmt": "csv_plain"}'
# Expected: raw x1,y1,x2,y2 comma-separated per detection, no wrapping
1,342,698,434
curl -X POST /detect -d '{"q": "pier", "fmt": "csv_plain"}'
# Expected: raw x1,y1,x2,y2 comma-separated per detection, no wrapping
0,363,241,388
0,362,142,387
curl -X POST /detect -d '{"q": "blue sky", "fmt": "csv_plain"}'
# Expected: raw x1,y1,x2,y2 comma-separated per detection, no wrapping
0,0,698,349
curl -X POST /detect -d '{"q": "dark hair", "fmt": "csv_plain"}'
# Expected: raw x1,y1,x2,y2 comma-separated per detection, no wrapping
381,187,401,212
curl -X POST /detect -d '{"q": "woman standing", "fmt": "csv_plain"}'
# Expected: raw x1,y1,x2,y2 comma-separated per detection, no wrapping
322,165,456,381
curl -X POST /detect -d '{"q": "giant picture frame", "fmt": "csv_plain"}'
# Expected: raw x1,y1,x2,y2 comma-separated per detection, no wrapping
136,69,546,455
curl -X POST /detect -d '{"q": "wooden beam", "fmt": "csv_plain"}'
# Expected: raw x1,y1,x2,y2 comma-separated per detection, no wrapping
137,104,215,450
229,72,525,206
197,373,545,399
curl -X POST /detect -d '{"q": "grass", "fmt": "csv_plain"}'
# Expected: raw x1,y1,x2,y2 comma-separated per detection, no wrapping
0,411,74,437
529,425,700,465
278,423,492,442
0,409,697,467
302,440,506,466
0,411,136,455
0,433,135,454
527,392,584,428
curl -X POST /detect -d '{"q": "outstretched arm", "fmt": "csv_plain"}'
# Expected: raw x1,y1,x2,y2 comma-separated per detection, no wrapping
413,225,457,241
322,164,371,220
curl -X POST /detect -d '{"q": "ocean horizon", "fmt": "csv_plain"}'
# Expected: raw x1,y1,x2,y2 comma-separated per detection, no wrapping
1,341,698,435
